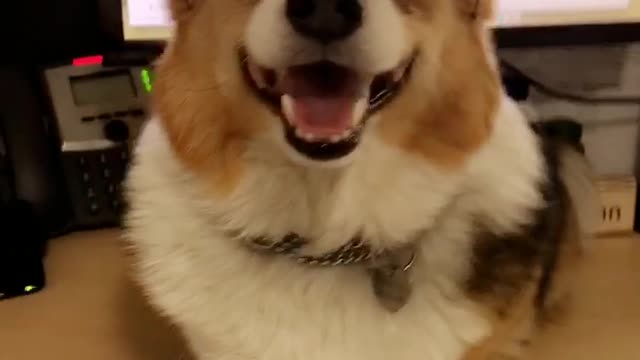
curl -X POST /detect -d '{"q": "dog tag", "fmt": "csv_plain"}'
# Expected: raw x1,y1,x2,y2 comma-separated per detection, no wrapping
368,246,416,313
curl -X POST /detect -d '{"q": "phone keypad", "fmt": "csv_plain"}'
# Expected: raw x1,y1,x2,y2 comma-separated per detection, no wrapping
62,145,130,229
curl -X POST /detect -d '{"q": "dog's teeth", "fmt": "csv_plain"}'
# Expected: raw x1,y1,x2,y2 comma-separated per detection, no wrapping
295,128,305,139
329,135,342,143
303,133,316,142
281,95,295,125
352,98,368,126
340,130,352,140
392,67,405,83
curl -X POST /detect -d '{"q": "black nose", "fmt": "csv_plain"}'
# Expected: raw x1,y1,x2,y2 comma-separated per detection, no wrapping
286,0,363,43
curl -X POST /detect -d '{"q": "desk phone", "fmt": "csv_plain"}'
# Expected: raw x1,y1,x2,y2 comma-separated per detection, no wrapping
43,58,151,229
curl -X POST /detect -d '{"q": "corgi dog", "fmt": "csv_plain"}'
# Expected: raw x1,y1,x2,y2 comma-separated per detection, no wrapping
124,0,597,359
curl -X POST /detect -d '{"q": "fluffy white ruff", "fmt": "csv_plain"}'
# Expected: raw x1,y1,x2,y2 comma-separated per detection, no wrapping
124,96,545,360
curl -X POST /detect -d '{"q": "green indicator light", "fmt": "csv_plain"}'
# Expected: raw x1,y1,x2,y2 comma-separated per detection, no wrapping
24,285,37,292
141,69,153,93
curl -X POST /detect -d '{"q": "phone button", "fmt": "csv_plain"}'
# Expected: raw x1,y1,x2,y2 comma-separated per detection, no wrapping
89,203,101,215
98,113,112,120
87,188,96,199
111,199,122,210
104,120,130,143
81,116,95,122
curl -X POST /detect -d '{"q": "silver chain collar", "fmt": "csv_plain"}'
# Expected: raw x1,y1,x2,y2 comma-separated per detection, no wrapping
248,233,378,267
239,194,465,312
246,233,418,312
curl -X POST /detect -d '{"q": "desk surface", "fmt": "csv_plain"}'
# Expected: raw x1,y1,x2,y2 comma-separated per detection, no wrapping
1,230,639,360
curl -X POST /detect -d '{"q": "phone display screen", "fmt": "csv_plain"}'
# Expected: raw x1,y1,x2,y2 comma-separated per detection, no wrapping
70,71,137,105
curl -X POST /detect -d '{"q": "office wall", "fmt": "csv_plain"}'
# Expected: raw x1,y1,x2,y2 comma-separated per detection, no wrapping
500,44,640,176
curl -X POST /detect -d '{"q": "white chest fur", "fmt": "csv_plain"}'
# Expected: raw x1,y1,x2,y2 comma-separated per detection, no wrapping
125,97,544,360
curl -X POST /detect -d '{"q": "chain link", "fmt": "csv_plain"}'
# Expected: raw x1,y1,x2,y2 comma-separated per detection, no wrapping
247,233,376,267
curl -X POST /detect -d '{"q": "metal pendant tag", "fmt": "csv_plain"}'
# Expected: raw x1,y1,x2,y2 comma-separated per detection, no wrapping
368,246,416,313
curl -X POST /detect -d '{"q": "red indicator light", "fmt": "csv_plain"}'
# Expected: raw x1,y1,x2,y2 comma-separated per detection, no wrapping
73,55,104,67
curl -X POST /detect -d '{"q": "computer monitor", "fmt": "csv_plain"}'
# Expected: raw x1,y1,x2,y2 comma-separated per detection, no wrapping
122,0,172,41
497,0,639,27
122,0,640,45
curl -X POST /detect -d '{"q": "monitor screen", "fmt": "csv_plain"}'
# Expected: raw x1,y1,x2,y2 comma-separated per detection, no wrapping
122,0,640,41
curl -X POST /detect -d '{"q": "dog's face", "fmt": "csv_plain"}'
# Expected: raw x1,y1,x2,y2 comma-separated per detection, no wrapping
155,0,499,188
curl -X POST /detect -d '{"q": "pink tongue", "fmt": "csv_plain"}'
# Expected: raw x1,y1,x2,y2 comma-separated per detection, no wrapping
282,62,360,138
290,96,355,137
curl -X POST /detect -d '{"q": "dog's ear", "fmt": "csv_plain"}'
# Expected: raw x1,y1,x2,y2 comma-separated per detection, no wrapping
457,0,493,22
168,0,201,22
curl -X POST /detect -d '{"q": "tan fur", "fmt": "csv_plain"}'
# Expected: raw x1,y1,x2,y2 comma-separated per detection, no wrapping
376,40,499,169
456,0,494,21
396,0,500,166
153,1,265,197
380,0,500,167
377,0,499,168
168,0,198,22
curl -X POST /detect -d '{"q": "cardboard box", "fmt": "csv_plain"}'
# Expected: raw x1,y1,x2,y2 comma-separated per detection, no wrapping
595,176,637,236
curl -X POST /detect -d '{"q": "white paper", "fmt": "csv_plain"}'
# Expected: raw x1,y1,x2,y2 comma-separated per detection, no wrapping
127,0,171,27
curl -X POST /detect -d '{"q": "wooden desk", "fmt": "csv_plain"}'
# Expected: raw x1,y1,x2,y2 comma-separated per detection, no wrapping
0,230,638,359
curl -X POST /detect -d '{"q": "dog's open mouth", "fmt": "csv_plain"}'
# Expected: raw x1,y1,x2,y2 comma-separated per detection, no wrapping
241,51,415,161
